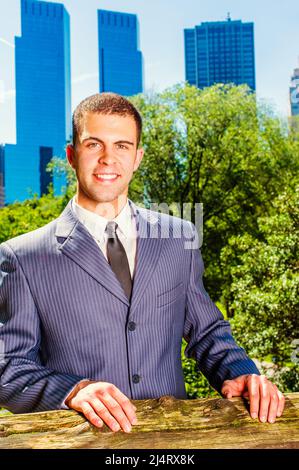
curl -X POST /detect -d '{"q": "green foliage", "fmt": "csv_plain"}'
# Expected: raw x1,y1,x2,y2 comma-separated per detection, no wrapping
131,84,299,299
0,154,78,244
277,367,299,392
220,187,299,390
0,186,73,244
47,157,77,195
257,362,299,394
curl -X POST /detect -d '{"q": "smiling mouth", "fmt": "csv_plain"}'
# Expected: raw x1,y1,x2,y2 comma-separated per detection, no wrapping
93,173,120,183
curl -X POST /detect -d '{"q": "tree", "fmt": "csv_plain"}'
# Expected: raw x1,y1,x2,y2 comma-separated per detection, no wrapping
0,187,70,244
220,187,299,390
131,83,299,299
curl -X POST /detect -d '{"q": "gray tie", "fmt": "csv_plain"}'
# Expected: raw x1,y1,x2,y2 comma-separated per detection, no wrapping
105,221,132,300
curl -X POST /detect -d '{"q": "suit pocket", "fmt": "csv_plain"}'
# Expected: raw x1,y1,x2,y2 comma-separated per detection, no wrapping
157,282,184,308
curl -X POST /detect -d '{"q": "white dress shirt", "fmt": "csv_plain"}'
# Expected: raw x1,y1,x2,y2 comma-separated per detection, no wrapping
71,196,137,278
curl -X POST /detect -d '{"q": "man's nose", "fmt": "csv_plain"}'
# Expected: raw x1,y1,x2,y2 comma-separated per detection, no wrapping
98,148,116,164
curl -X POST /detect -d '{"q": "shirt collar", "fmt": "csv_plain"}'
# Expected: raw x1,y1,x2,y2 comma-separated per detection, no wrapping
113,199,135,240
71,195,134,242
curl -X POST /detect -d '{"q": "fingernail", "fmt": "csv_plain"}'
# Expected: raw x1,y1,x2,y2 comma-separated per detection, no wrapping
268,417,275,423
132,417,138,425
251,413,257,419
260,416,266,423
277,413,281,417
124,424,132,433
113,424,120,432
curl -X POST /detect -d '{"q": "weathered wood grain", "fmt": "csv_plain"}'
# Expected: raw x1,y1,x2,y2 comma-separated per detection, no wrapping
0,393,298,449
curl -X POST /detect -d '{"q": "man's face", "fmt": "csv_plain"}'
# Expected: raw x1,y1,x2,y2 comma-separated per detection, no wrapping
67,112,144,210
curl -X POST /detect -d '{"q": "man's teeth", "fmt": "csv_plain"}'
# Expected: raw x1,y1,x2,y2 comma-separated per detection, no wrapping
95,174,118,180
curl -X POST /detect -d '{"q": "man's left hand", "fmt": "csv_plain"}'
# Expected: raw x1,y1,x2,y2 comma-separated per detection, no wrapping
221,374,285,423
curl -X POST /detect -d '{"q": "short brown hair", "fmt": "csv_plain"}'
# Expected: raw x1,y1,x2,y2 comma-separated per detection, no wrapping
72,92,142,147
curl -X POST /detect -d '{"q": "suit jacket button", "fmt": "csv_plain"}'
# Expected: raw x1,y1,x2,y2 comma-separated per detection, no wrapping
128,321,136,331
132,374,141,384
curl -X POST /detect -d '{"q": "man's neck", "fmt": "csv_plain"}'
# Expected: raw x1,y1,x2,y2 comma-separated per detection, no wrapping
75,193,128,219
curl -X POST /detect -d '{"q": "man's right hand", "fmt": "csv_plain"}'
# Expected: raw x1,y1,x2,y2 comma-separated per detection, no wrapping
65,380,138,433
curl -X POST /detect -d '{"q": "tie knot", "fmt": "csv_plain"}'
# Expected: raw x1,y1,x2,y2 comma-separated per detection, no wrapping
105,221,118,238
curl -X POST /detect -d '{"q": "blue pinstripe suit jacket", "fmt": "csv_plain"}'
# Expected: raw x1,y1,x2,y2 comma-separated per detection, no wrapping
0,199,260,413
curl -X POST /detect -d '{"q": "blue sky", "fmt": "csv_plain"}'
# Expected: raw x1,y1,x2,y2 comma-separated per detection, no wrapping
1,0,299,144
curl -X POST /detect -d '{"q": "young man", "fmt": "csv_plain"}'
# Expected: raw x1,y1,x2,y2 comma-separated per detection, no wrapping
0,93,285,433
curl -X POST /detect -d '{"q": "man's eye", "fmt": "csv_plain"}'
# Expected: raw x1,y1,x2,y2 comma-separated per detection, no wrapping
87,143,99,149
117,144,128,150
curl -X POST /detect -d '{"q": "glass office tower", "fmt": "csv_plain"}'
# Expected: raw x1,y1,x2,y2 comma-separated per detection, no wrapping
184,17,256,91
4,0,71,204
98,9,143,96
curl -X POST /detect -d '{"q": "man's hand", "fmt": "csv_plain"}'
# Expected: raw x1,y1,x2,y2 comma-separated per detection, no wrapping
65,380,138,433
221,374,285,423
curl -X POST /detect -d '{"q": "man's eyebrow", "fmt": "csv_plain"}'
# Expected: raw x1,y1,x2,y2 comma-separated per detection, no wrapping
81,137,134,146
81,136,102,143
114,140,134,146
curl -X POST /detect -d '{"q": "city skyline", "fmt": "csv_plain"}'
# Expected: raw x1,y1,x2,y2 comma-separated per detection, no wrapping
1,0,299,147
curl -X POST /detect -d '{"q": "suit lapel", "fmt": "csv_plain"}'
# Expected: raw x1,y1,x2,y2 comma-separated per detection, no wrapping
128,200,164,315
55,199,164,310
55,201,130,306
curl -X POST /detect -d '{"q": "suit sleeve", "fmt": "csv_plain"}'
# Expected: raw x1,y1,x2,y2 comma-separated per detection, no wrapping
0,242,85,413
183,232,260,394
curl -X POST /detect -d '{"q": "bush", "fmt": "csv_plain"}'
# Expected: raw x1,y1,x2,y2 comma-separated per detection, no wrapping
220,187,299,391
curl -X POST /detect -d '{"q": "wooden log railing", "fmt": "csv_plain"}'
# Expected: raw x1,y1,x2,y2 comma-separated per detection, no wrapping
0,393,298,449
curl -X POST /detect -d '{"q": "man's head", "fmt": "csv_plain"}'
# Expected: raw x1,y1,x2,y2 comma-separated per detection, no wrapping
72,92,142,148
67,93,144,214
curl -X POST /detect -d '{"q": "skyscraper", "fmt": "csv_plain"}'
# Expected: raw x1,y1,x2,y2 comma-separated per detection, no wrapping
4,0,71,204
290,63,299,116
184,16,256,91
98,9,143,96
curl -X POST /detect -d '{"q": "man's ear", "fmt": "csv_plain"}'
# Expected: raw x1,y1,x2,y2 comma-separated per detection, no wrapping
133,147,144,172
66,144,76,169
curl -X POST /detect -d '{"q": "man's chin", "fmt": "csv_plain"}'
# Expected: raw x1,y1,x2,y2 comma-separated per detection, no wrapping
90,191,128,206
78,182,128,208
